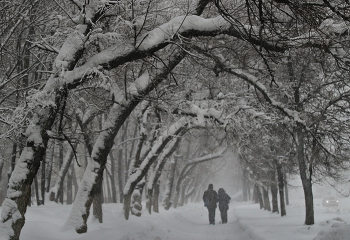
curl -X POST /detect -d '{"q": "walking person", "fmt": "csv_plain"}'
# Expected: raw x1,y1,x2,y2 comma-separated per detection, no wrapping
203,184,218,225
217,188,231,224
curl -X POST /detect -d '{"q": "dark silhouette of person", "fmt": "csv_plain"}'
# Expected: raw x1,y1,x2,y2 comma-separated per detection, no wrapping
202,184,218,225
217,188,231,224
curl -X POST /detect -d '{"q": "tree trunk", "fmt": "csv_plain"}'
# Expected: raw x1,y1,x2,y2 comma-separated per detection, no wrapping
255,184,264,209
270,171,279,213
275,159,286,216
152,180,160,213
247,183,251,201
130,181,145,217
58,143,64,204
8,142,17,180
117,147,124,203
72,166,78,200
123,119,188,219
0,153,4,181
163,156,177,210
64,50,186,232
284,173,289,206
146,137,181,213
178,183,187,207
41,153,46,205
296,123,314,225
50,144,77,203
253,186,258,203
109,151,117,203
66,164,73,205
92,177,103,223
105,168,112,203
262,186,271,211
0,85,65,240
242,168,248,202
34,176,41,206
45,143,54,193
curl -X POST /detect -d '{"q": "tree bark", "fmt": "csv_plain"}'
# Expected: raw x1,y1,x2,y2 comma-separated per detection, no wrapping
8,142,17,181
270,171,279,213
72,167,78,201
255,184,264,209
34,176,41,206
130,181,145,217
66,164,73,205
253,186,259,203
41,152,46,205
117,147,124,203
92,178,103,223
284,173,289,206
163,156,178,210
152,181,160,213
109,151,117,203
58,143,64,204
105,168,112,203
45,143,54,193
242,168,249,202
262,186,271,211
296,123,314,225
275,159,286,216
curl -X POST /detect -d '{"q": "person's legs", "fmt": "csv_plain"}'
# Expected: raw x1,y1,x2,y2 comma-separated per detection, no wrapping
208,208,215,224
221,210,227,223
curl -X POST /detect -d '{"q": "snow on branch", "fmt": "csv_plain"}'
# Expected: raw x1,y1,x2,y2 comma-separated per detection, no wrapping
185,148,226,165
160,102,225,125
43,14,287,92
146,137,182,190
193,47,305,125
124,117,189,195
224,68,303,124
231,101,272,121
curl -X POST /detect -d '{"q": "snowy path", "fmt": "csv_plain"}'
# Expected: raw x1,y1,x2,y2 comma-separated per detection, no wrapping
16,202,252,240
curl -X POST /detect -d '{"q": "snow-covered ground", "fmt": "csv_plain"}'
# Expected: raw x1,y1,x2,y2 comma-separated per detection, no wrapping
4,195,350,240
235,197,350,240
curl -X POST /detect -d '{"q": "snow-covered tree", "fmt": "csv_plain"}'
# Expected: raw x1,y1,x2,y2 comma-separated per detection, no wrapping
3,1,350,239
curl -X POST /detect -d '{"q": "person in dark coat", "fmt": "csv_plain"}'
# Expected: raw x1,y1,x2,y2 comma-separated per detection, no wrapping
217,188,231,224
202,184,218,225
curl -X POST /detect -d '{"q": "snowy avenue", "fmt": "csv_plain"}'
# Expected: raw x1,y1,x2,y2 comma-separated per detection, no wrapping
2,0,350,240
17,202,253,240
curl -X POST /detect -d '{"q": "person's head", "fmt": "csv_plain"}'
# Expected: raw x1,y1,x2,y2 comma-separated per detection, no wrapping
208,184,213,190
218,188,225,195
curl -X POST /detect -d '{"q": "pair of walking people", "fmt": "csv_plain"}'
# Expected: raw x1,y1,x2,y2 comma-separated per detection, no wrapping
202,184,231,225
